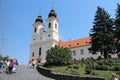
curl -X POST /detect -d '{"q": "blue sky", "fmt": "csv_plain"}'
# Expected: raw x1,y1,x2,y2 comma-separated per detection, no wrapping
0,0,119,64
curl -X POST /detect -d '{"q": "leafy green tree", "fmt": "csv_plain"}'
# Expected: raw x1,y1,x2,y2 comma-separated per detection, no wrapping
89,6,115,59
0,54,9,60
46,45,72,65
115,4,120,53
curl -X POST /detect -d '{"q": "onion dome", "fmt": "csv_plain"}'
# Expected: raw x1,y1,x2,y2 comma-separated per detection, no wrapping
48,9,57,18
35,16,43,23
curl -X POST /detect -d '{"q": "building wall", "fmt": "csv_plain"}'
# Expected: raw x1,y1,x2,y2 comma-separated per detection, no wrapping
30,40,118,63
70,45,101,60
30,39,59,63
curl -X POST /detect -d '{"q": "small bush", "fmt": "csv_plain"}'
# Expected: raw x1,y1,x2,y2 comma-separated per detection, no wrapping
97,60,104,65
85,66,92,74
91,71,98,75
43,62,49,67
85,68,92,74
68,65,72,68
73,66,79,69
95,64,110,70
97,56,102,60
66,68,68,71
70,70,79,75
103,65,110,70
112,65,120,71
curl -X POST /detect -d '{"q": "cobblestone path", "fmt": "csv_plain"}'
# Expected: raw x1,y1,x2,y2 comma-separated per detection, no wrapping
0,65,54,80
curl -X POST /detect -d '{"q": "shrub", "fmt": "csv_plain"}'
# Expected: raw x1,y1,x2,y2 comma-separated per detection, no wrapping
73,65,79,69
103,65,110,70
97,56,102,60
85,66,92,74
43,62,50,68
97,60,104,65
85,68,92,74
112,65,120,71
68,65,72,68
95,64,110,70
80,62,84,68
70,70,79,75
91,71,98,75
95,64,103,70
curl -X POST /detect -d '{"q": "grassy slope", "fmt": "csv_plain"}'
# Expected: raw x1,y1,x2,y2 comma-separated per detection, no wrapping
49,64,119,80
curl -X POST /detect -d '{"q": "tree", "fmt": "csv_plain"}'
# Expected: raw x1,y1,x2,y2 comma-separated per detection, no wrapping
0,54,3,60
115,4,120,53
0,54,9,60
89,6,115,59
46,45,72,65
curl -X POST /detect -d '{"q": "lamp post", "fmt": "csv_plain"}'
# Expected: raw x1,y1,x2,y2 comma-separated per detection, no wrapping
0,38,4,54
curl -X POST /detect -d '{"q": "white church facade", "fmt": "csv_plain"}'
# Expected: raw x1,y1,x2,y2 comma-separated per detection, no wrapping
30,8,117,63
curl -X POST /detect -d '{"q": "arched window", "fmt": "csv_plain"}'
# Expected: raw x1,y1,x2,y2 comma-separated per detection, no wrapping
49,23,51,28
39,47,41,56
34,27,37,32
32,52,34,57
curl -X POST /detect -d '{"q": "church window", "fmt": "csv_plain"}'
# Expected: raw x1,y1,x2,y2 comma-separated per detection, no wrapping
80,49,84,55
32,52,34,57
39,47,41,56
55,23,57,29
34,27,37,32
49,23,51,28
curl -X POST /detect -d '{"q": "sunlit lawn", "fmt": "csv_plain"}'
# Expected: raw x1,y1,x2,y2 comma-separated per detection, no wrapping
48,64,119,80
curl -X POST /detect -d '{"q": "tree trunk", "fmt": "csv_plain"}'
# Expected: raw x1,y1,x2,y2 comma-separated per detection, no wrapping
104,49,108,59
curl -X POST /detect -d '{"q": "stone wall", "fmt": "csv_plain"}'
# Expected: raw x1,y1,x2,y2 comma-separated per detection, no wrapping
36,66,105,80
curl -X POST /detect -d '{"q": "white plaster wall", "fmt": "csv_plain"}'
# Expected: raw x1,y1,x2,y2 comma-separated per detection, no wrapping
30,39,58,63
70,45,101,60
30,44,39,61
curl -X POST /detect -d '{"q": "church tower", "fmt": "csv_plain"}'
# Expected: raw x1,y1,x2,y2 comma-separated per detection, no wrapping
30,8,59,63
32,15,44,42
30,15,45,63
46,8,59,42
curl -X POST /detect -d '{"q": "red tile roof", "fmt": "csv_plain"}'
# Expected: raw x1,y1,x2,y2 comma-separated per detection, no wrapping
59,37,91,48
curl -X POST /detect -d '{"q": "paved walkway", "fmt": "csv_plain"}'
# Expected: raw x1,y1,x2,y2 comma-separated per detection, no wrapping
0,65,54,80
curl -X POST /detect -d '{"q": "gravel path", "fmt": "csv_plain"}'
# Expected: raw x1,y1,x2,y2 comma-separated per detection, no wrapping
0,65,54,80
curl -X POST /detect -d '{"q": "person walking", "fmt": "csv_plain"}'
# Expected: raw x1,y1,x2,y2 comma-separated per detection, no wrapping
28,60,32,68
8,59,14,74
31,59,36,69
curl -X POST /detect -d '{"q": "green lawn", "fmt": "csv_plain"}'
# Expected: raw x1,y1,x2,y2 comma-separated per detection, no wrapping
44,59,120,80
48,64,119,80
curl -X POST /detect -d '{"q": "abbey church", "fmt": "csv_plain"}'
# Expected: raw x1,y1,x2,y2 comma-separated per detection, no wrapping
30,8,117,63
